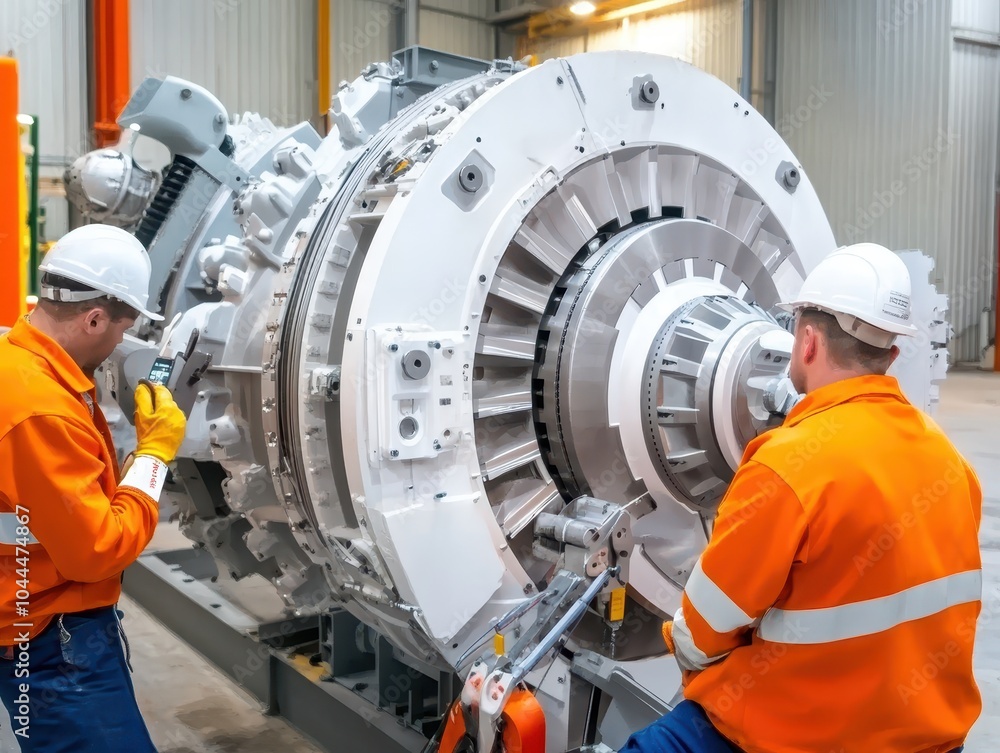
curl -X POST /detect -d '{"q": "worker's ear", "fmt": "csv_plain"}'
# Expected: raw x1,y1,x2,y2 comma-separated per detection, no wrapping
81,307,111,336
800,323,820,365
886,344,900,367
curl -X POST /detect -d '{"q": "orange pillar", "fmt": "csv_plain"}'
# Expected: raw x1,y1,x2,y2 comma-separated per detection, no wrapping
318,0,330,128
0,58,23,327
93,0,131,148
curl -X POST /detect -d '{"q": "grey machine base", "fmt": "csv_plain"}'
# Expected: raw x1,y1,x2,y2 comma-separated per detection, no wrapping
124,548,433,753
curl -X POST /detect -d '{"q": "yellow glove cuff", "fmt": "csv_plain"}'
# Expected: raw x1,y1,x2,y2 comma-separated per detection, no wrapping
662,620,676,655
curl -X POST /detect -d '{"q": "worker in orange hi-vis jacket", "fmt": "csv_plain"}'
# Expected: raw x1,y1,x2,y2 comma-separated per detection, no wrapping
0,225,187,753
621,243,982,753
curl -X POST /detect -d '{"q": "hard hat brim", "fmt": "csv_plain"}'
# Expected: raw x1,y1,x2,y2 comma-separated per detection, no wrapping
777,300,919,337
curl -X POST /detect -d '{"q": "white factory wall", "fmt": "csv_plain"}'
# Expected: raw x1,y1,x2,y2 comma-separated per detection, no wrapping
775,0,999,362
331,0,497,89
519,0,744,91
0,0,89,175
949,0,1000,359
421,0,495,60
331,0,398,87
131,0,319,126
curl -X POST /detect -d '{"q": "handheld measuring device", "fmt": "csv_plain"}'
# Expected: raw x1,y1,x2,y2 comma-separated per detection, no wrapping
142,327,213,416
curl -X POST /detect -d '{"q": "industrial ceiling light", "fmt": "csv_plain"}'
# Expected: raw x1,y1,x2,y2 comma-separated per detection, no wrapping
597,0,683,21
570,1,596,15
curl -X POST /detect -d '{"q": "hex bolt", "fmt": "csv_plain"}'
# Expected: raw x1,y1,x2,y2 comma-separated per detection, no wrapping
639,79,659,104
390,449,399,457
459,164,484,193
434,492,447,499
388,343,399,352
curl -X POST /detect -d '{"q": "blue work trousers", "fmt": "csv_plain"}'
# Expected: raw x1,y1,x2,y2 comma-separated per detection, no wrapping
0,606,156,753
620,701,743,752
619,700,965,753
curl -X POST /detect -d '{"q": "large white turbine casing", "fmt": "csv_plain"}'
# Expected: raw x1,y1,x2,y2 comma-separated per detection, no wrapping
142,48,836,667
105,51,910,749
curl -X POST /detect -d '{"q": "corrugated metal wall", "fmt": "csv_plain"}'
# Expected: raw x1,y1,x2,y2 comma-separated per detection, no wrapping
953,0,1000,34
0,0,88,175
519,0,743,90
331,0,398,87
131,0,318,125
949,0,1000,358
421,0,494,59
774,0,963,353
776,0,1000,361
331,0,496,91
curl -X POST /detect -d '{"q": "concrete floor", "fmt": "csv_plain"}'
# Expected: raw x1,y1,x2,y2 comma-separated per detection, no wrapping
937,369,1000,751
0,368,998,752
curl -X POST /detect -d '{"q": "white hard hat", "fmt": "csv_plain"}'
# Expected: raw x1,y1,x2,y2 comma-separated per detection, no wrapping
778,242,917,348
38,224,162,321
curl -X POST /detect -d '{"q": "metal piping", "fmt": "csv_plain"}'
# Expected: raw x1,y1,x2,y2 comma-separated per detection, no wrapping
405,0,420,48
741,0,753,102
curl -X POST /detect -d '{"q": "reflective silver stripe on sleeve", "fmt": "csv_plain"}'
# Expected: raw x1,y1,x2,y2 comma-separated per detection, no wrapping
0,513,39,545
757,569,982,645
684,558,755,633
671,605,728,672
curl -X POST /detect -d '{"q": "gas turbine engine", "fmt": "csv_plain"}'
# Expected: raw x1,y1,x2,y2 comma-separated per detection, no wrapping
101,50,940,751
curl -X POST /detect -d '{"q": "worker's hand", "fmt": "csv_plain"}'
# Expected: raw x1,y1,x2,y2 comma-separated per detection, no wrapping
662,620,699,687
662,620,676,655
133,381,187,463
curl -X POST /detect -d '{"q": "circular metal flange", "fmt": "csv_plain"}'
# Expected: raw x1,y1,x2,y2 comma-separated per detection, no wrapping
401,349,431,379
533,217,780,506
644,296,787,509
711,326,794,469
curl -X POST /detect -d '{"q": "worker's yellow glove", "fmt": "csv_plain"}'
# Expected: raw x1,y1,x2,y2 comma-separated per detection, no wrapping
133,381,187,463
662,620,676,655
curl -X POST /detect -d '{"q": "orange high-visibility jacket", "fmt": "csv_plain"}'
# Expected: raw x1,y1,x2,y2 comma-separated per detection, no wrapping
671,374,982,753
0,317,159,645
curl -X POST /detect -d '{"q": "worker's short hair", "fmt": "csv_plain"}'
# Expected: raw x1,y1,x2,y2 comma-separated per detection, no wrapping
37,273,139,323
797,308,895,374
